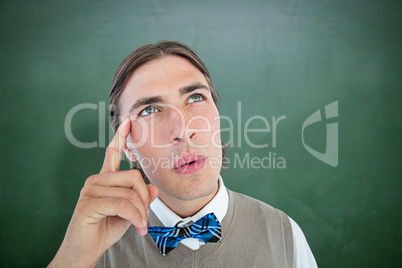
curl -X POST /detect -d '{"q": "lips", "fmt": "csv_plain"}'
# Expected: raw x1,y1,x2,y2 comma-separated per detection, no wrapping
173,153,207,174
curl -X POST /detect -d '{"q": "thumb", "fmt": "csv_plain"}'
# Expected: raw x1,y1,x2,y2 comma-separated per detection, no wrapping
147,185,159,204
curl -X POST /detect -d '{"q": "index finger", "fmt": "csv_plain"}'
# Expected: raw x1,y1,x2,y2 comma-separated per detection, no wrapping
100,117,131,174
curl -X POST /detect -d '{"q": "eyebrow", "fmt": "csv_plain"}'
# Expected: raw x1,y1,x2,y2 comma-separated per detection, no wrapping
128,82,209,115
128,96,164,115
179,82,209,95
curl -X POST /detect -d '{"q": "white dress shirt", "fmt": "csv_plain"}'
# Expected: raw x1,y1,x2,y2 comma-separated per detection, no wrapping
150,176,318,268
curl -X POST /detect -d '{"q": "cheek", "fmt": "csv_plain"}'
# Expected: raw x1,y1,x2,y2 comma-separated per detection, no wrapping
191,105,220,129
130,120,149,145
205,109,221,144
211,121,222,151
129,119,169,155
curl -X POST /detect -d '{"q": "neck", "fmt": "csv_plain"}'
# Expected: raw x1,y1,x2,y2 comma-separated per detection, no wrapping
158,186,219,218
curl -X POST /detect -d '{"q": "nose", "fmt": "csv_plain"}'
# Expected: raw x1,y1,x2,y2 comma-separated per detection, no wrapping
168,105,195,144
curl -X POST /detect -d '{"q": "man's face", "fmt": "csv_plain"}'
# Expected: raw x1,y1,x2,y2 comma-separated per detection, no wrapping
120,56,222,203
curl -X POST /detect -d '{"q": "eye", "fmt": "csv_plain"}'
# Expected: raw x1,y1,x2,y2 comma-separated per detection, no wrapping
187,93,205,103
139,105,159,116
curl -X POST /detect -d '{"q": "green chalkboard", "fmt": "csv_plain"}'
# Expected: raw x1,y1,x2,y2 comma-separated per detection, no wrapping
1,0,401,267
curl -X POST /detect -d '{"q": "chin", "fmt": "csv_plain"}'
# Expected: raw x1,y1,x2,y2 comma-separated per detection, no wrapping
171,176,218,201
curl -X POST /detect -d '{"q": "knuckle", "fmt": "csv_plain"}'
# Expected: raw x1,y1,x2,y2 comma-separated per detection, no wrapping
129,170,146,186
115,197,141,221
106,144,118,154
85,174,98,185
115,197,130,210
129,169,142,179
79,187,87,197
80,184,95,197
125,190,140,206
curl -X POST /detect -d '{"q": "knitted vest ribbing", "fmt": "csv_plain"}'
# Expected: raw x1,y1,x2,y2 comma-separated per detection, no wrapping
96,190,293,268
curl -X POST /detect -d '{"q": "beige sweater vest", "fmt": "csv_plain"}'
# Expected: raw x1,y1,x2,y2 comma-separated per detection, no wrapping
96,190,293,268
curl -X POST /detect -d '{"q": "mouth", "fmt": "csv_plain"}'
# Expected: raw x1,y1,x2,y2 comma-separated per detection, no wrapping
173,153,207,174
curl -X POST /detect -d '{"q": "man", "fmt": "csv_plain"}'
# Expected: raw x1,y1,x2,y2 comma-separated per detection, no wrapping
49,41,317,267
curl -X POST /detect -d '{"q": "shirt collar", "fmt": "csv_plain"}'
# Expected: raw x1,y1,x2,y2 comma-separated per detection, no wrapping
150,175,228,227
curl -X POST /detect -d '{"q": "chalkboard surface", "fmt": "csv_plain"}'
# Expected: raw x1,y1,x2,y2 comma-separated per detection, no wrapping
1,0,401,267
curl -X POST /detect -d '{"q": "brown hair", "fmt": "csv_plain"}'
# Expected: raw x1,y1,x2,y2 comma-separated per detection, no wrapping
108,40,225,183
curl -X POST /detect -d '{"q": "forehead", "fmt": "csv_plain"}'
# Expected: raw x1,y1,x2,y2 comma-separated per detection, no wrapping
119,56,208,113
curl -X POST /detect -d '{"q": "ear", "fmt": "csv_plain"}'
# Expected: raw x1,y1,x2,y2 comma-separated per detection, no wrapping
124,146,138,162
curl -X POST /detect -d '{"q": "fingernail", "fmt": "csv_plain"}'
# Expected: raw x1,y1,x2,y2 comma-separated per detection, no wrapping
142,219,147,228
138,227,146,236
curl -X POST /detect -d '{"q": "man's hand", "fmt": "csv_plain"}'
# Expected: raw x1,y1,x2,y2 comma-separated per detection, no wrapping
49,117,159,267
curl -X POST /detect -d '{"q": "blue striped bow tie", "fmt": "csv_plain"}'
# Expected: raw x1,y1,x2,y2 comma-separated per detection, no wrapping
147,212,222,256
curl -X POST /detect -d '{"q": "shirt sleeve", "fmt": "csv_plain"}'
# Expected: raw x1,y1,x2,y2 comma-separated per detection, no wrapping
288,216,318,268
